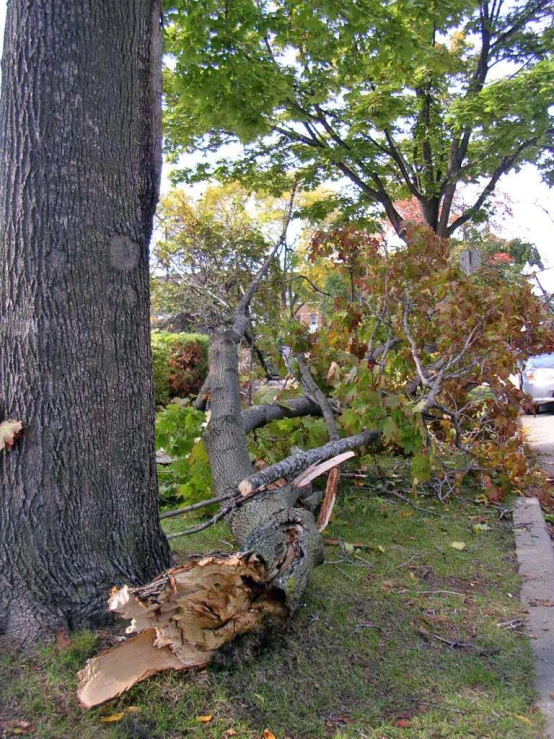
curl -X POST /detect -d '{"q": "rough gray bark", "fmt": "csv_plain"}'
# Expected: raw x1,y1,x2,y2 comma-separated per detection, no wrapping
0,0,171,644
241,396,321,432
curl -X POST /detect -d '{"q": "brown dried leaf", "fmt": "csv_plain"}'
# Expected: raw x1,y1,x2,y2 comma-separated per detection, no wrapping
0,420,23,451
55,629,71,652
394,718,411,728
99,713,125,723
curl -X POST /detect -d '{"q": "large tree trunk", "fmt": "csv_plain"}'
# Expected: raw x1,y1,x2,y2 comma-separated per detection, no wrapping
0,0,171,644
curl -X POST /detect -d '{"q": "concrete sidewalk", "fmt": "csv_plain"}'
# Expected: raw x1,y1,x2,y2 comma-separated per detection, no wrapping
514,498,554,738
514,412,554,737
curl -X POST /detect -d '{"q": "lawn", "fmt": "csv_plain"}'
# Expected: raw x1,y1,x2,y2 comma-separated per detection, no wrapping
0,474,544,738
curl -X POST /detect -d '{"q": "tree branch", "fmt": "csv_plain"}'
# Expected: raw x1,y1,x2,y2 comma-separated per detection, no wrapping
295,353,339,441
241,396,321,433
238,429,380,495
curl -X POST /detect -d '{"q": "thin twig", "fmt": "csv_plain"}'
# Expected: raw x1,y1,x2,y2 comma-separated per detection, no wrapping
432,634,474,649
394,589,465,597
160,493,236,520
166,509,227,539
396,553,426,569
375,488,440,516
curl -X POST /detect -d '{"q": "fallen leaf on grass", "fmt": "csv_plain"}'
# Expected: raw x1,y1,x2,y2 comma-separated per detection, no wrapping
0,722,34,736
472,523,491,533
450,541,466,550
0,419,23,451
223,730,238,737
55,629,71,652
394,718,411,728
197,715,213,723
514,714,532,725
99,713,125,723
263,730,277,739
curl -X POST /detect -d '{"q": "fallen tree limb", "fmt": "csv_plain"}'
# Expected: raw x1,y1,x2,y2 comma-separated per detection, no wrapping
296,353,339,441
78,507,323,707
77,551,288,707
241,396,321,432
295,353,343,531
238,430,381,496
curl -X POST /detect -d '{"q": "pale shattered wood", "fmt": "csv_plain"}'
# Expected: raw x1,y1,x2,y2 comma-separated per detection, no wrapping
317,467,340,532
78,552,288,707
77,629,190,708
292,451,354,488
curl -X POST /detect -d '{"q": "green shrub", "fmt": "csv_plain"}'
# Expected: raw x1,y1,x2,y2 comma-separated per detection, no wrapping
151,330,209,406
156,403,213,509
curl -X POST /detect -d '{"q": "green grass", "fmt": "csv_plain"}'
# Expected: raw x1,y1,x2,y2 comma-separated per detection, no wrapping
0,483,545,739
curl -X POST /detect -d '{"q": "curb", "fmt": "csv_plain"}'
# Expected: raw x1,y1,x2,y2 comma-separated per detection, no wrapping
513,497,554,738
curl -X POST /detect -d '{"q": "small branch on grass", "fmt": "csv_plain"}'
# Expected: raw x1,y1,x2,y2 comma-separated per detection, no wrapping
497,618,525,631
166,509,227,539
395,589,465,597
396,553,427,569
159,493,236,520
365,486,440,516
323,538,374,550
432,634,474,649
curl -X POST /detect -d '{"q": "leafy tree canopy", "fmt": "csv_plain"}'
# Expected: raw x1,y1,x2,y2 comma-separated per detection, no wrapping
152,184,280,332
163,0,553,238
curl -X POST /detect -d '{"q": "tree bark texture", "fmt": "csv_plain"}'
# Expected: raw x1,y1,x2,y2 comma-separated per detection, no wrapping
0,0,171,643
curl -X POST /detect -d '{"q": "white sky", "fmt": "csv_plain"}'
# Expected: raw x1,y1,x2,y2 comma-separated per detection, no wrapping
0,1,552,284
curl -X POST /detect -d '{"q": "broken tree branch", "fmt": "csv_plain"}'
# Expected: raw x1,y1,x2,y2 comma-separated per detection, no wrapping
241,396,321,433
238,430,380,496
295,352,339,441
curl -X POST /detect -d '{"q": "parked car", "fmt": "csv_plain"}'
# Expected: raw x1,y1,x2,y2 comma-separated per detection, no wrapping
522,353,554,410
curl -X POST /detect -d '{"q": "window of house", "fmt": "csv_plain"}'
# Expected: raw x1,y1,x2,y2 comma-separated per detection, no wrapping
310,314,318,327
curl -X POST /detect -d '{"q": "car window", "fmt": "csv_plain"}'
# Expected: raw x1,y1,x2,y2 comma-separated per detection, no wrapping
526,354,554,369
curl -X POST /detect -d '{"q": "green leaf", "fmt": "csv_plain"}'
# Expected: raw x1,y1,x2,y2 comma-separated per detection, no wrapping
450,541,466,551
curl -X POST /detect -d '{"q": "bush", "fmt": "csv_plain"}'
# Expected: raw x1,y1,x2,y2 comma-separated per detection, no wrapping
156,403,213,509
151,330,209,406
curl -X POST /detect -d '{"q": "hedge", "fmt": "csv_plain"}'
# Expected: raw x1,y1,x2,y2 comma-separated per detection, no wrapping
151,330,209,406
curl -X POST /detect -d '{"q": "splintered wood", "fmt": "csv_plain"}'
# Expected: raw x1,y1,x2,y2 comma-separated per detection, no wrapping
77,552,287,708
